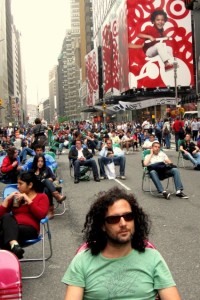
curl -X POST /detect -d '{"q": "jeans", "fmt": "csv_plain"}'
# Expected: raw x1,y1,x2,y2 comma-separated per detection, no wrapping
182,152,200,166
20,147,35,162
149,168,183,193
98,156,126,177
73,159,99,179
42,179,57,206
164,134,171,149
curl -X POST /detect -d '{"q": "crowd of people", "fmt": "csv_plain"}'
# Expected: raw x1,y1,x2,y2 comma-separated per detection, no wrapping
0,116,200,299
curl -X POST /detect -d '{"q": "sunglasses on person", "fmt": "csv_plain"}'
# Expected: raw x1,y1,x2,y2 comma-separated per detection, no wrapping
105,212,134,224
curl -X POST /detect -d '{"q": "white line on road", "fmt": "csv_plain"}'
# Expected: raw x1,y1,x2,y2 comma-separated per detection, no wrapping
114,179,131,191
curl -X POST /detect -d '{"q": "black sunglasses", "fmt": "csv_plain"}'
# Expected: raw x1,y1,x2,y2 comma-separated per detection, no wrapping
105,212,133,224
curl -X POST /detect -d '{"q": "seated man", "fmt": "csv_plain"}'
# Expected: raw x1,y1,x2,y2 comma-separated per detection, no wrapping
179,133,200,170
98,139,126,180
142,133,157,150
121,131,133,154
68,139,100,184
143,141,188,199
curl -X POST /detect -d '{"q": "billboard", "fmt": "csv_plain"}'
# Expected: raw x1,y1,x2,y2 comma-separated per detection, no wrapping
85,48,99,106
127,0,194,89
101,0,129,95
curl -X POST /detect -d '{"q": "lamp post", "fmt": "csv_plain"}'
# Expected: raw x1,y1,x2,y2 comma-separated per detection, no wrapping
173,58,178,106
102,84,106,127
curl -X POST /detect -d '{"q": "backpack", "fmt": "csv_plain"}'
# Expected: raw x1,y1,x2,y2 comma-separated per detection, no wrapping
163,126,170,135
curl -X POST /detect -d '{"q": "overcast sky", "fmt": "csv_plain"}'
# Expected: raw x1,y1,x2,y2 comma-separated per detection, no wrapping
11,0,71,104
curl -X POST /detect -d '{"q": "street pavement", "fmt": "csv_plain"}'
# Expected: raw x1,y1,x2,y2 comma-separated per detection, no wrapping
0,146,199,300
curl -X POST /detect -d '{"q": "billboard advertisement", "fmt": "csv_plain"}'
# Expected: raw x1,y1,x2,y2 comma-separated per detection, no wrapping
85,48,99,106
101,0,129,95
127,0,194,89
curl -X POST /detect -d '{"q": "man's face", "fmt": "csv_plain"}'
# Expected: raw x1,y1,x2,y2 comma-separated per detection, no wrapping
76,141,82,149
154,14,165,30
152,143,161,154
103,200,135,246
185,135,191,142
35,148,43,155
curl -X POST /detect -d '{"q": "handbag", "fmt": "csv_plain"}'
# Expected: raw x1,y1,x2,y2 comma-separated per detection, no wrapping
105,162,116,179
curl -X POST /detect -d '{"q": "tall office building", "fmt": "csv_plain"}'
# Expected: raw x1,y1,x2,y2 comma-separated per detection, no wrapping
56,0,81,121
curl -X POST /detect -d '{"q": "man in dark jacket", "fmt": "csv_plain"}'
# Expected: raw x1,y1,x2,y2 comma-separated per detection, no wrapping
68,139,100,184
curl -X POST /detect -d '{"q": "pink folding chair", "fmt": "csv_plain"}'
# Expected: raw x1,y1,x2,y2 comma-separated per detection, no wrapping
0,250,22,299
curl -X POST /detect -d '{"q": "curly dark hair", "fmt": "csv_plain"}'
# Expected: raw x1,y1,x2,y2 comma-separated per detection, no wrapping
150,10,168,23
82,186,151,255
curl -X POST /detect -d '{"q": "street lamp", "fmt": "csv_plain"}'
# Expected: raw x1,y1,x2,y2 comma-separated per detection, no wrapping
102,84,106,127
173,58,178,106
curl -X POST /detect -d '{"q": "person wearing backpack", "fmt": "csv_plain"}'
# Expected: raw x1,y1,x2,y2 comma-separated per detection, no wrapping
162,118,171,149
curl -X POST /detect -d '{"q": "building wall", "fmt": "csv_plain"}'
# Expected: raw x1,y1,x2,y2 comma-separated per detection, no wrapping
0,0,8,126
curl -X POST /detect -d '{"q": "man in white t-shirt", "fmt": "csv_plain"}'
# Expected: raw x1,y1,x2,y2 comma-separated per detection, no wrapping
143,141,188,200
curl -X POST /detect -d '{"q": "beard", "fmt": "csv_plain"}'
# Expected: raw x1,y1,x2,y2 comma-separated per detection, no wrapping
106,231,133,246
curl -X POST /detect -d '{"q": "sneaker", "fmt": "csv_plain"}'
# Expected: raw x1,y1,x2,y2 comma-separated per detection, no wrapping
126,151,129,155
11,244,24,259
176,191,189,199
162,191,171,200
94,177,100,182
120,176,126,180
100,176,106,180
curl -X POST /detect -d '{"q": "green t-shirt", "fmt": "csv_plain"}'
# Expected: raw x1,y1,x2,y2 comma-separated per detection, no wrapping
62,248,176,300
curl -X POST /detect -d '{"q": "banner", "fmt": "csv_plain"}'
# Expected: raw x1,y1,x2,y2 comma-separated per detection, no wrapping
85,48,99,106
112,98,179,111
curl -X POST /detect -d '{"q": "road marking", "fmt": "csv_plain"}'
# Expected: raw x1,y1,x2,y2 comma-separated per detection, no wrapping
114,179,131,191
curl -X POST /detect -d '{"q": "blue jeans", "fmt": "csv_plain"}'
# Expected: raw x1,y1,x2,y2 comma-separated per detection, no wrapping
98,156,126,177
149,168,183,193
182,152,200,166
20,147,35,162
164,134,171,149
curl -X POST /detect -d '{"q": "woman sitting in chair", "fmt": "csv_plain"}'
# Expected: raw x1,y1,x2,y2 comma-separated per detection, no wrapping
31,154,66,219
0,171,49,259
1,146,21,183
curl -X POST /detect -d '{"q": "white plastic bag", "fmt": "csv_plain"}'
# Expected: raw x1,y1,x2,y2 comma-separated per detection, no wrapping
105,162,116,179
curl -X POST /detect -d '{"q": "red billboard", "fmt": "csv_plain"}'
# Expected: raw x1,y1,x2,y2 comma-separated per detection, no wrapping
85,48,99,106
127,0,194,89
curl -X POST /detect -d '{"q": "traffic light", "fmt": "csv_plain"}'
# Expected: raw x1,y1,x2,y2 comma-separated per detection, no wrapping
0,98,3,106
102,103,107,109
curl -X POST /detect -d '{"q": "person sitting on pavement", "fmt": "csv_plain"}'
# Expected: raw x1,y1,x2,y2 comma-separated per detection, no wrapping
62,186,181,300
68,139,100,184
31,154,66,219
0,170,49,259
1,147,21,183
179,133,200,170
142,133,158,150
143,141,188,200
98,139,126,180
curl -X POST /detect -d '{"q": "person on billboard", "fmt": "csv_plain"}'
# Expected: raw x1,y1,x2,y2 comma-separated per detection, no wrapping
136,9,174,72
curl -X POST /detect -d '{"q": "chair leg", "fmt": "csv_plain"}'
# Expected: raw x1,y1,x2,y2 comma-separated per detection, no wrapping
20,223,52,280
54,201,67,216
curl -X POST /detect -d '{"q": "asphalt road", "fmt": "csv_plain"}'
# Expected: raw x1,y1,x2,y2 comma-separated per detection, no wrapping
0,147,199,300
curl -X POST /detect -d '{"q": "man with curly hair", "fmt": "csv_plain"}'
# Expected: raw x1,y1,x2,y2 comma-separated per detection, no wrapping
62,187,181,300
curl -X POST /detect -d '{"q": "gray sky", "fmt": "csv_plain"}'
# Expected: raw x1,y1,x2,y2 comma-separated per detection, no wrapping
11,0,71,104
